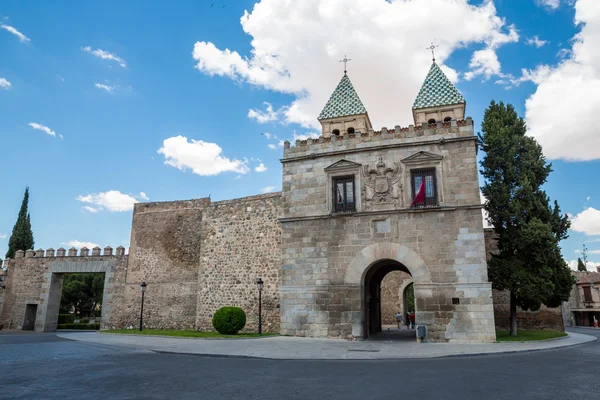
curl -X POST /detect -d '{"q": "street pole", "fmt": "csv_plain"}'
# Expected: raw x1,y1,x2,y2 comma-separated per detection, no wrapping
256,278,264,335
139,282,147,332
258,287,262,335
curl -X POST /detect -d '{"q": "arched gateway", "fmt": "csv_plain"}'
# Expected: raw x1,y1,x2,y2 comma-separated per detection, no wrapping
345,243,430,339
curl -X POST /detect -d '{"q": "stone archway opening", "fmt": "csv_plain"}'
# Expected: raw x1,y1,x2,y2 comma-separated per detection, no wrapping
363,259,414,340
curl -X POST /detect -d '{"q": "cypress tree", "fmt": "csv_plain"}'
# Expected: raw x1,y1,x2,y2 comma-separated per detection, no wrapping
577,257,587,272
479,101,572,336
5,187,35,259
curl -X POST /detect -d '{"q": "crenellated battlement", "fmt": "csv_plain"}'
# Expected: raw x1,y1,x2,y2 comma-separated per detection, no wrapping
7,246,127,261
282,117,474,159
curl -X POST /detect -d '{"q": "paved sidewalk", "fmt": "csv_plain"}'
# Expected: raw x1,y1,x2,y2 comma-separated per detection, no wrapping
56,331,597,360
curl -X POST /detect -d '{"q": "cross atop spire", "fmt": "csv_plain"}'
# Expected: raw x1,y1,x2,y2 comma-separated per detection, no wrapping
427,42,439,63
339,55,351,75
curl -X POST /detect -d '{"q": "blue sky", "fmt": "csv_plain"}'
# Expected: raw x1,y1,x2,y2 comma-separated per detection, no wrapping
1,0,599,269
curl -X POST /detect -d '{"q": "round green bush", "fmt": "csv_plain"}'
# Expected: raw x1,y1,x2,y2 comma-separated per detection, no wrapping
212,307,246,334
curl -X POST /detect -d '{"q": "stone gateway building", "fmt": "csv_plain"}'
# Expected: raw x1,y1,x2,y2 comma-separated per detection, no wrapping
2,62,523,342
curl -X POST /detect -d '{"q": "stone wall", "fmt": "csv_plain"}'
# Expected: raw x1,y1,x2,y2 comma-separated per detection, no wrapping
196,193,282,333
0,247,128,331
280,121,496,343
121,199,208,330
380,271,412,325
484,229,564,331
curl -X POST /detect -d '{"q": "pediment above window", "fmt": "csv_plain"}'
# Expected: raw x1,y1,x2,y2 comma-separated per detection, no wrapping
401,151,443,165
324,159,362,172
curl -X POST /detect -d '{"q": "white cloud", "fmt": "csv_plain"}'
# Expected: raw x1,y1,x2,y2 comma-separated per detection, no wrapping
268,144,276,149
525,0,600,160
480,191,492,228
567,259,600,271
82,46,127,67
0,24,30,43
62,240,100,249
83,206,99,213
526,35,548,48
76,190,148,212
0,234,7,239
248,102,279,123
158,135,249,176
139,192,150,201
261,186,275,193
465,48,502,81
536,0,561,10
255,163,267,172
28,122,58,137
56,74,65,82
0,78,11,89
192,0,520,130
94,83,116,92
262,132,274,139
589,250,600,255
292,132,319,142
465,24,519,81
571,207,600,236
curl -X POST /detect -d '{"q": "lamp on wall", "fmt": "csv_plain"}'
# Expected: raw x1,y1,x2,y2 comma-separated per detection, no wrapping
256,278,264,335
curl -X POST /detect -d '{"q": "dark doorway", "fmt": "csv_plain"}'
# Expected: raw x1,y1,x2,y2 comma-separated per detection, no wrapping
23,304,37,330
363,259,412,339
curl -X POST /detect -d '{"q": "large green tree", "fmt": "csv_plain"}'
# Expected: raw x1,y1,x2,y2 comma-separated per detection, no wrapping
6,187,35,259
479,101,572,336
60,274,105,317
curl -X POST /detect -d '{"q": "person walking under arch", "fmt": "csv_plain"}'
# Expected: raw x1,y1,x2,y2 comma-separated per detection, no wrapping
410,311,415,329
395,311,403,329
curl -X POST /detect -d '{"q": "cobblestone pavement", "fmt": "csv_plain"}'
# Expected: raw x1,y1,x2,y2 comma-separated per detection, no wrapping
0,328,598,400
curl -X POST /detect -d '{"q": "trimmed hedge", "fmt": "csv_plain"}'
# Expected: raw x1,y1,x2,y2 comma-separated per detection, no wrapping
57,323,100,330
212,307,246,334
58,314,76,324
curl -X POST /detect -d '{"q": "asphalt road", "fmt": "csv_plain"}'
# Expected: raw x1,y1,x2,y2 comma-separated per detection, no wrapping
1,328,598,400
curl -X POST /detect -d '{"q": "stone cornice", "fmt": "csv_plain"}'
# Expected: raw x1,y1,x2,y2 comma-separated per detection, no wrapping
280,136,477,164
278,203,484,223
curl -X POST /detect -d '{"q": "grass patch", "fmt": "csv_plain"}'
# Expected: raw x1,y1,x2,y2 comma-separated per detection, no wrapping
496,330,567,342
101,329,279,339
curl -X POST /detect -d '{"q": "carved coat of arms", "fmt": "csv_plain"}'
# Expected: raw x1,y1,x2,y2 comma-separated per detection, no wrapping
361,157,402,210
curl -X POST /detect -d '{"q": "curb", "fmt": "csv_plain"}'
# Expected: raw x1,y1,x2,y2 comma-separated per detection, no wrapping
56,332,597,361
98,332,280,340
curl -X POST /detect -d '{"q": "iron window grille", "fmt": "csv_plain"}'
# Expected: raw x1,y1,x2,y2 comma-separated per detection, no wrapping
333,176,355,213
411,167,438,208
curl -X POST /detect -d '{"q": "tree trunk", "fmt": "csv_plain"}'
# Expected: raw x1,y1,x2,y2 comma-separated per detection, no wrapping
510,291,518,336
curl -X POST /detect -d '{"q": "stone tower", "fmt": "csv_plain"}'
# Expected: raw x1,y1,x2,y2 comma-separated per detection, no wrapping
279,62,495,343
412,62,466,125
317,73,373,138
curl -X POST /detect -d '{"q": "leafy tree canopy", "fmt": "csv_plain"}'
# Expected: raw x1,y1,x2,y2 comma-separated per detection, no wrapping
479,101,572,319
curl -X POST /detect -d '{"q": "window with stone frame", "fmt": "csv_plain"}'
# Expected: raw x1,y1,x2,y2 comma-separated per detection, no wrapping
583,286,593,302
332,175,355,213
410,168,438,208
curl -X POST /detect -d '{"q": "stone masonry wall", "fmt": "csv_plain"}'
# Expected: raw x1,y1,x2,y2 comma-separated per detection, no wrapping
196,193,282,333
0,247,127,331
280,122,496,342
380,270,412,325
484,229,564,331
120,199,208,330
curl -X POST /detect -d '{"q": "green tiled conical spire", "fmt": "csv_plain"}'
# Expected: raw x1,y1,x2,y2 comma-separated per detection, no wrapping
413,63,465,109
318,74,367,120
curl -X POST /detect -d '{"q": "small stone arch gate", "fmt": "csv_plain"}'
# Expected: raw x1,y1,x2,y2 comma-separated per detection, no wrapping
38,259,117,332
